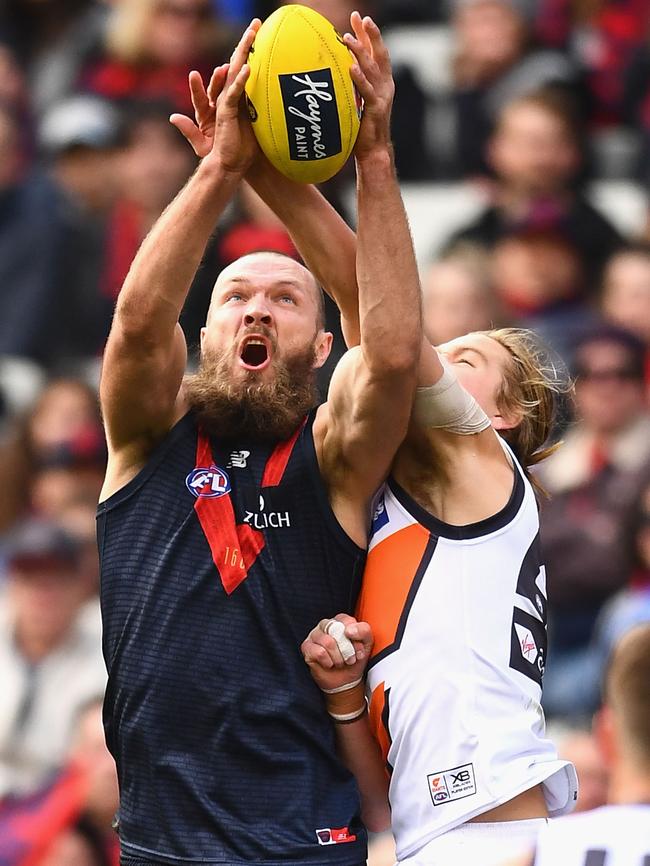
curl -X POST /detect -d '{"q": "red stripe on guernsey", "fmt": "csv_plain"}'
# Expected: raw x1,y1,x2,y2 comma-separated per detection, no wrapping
194,423,304,594
261,418,306,487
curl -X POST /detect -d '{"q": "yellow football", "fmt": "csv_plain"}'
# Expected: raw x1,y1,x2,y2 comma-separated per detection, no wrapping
245,4,362,184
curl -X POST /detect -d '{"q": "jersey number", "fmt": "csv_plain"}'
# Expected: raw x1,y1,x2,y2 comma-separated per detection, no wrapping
509,533,547,687
583,851,650,866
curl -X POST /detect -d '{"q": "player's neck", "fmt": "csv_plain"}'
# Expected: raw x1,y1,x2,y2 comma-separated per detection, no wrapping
608,761,650,806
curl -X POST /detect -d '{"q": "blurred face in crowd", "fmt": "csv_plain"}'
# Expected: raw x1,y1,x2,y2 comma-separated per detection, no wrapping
574,340,647,436
491,233,582,312
455,0,526,77
422,259,495,345
601,251,650,344
147,0,215,65
10,557,86,661
54,145,120,214
31,466,104,540
118,117,195,218
71,702,119,827
489,101,580,196
28,380,100,458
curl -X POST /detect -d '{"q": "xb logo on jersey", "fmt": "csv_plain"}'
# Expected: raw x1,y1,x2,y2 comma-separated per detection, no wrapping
186,466,231,498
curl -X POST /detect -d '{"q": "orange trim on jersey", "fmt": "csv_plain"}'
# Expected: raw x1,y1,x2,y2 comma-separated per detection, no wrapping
369,681,391,766
356,523,431,658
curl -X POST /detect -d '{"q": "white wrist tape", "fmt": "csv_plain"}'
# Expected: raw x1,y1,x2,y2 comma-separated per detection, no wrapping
328,699,368,723
322,677,363,695
324,619,356,662
414,358,491,435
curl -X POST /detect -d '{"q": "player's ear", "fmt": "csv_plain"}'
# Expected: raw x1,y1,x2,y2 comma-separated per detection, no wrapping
594,705,617,769
313,331,333,369
491,408,522,431
200,327,207,351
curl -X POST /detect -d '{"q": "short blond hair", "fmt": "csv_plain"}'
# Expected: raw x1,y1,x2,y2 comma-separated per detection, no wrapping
484,328,571,487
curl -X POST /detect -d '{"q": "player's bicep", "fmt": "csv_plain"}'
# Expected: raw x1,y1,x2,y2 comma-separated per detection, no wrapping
100,321,187,451
323,347,415,498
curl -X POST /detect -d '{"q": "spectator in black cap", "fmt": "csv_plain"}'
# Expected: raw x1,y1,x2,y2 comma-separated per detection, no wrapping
537,325,650,719
0,519,105,798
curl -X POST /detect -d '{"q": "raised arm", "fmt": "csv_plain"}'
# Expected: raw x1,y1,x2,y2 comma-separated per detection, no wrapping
100,24,259,497
313,15,422,538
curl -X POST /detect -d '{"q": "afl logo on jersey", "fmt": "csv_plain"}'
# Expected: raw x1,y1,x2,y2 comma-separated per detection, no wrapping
186,466,231,498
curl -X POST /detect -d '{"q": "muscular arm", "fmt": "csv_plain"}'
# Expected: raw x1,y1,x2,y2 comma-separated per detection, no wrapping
245,164,360,347
100,162,239,453
100,28,258,494
311,17,421,538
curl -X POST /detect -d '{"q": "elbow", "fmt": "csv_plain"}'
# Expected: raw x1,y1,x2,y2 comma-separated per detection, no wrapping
364,332,421,378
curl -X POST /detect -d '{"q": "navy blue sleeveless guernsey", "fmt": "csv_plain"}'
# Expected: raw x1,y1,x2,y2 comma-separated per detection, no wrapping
97,410,367,866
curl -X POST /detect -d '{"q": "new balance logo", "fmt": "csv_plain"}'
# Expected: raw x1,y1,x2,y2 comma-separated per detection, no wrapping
227,450,250,468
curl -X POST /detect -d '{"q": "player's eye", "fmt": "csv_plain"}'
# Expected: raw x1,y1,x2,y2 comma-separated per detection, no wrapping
226,292,244,302
457,357,473,366
278,295,296,305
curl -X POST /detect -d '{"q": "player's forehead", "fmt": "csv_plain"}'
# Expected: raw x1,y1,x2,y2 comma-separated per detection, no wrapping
437,332,510,366
214,253,315,296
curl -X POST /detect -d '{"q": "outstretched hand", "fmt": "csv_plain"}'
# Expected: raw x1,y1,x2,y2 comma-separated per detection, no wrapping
301,614,373,693
170,19,261,173
343,12,394,161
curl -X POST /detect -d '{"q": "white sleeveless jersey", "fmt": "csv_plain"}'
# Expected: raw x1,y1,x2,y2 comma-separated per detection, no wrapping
357,441,578,860
534,805,650,866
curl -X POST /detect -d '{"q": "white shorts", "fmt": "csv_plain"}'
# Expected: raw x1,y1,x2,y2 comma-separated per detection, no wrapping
397,818,547,866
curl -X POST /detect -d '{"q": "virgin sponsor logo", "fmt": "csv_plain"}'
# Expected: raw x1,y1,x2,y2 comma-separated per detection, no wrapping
428,763,477,807
279,69,341,161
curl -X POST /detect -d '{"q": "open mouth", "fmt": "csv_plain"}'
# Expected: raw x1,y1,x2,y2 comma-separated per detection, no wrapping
239,336,271,370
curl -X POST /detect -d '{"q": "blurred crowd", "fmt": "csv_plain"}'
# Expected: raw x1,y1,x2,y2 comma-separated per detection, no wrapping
0,0,649,864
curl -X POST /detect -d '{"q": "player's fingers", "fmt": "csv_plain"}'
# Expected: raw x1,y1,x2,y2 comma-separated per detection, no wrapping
221,64,250,114
206,64,229,107
349,61,374,105
189,71,210,121
169,114,207,156
349,10,371,53
301,640,335,669
226,23,257,86
344,34,379,87
310,628,348,667
363,17,391,74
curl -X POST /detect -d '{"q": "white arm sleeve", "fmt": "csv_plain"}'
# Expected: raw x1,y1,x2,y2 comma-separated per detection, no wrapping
413,359,491,435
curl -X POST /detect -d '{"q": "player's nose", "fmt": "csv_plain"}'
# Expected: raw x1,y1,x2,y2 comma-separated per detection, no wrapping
243,294,273,327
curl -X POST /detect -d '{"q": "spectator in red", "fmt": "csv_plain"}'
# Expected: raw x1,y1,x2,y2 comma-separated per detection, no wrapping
450,88,624,283
82,0,231,114
535,0,648,129
0,697,119,866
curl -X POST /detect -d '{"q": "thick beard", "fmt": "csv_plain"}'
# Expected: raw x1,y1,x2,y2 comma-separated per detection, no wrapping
184,344,319,442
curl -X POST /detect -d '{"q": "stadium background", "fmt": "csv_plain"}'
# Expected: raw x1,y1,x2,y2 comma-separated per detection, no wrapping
0,0,649,863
